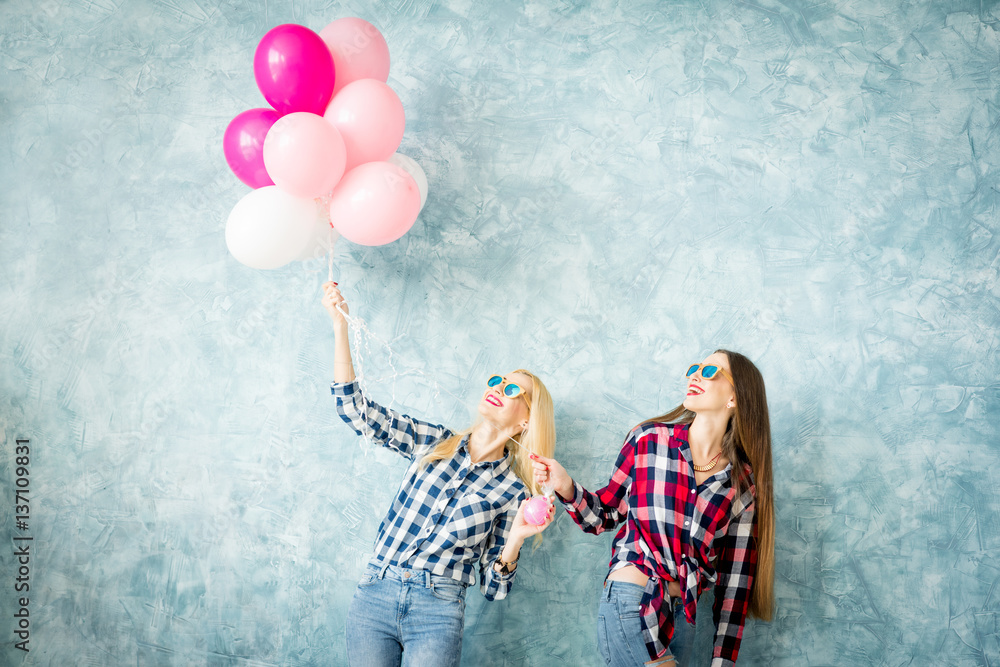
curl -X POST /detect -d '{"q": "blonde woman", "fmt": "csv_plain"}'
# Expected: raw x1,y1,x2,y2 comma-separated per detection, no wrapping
322,282,556,667
532,350,774,667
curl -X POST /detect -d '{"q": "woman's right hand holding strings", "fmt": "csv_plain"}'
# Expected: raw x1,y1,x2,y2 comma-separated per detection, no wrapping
323,281,356,383
529,453,574,501
322,281,350,334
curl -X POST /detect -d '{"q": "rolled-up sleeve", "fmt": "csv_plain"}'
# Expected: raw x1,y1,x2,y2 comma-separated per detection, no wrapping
711,488,757,667
331,381,451,460
479,491,527,600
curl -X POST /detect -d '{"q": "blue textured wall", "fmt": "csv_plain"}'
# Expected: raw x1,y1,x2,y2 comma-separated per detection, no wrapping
2,0,999,665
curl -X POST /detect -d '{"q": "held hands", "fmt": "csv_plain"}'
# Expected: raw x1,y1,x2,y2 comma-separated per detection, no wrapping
322,281,349,331
529,453,574,500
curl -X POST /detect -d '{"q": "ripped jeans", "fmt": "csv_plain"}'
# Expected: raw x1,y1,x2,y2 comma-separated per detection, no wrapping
597,580,695,667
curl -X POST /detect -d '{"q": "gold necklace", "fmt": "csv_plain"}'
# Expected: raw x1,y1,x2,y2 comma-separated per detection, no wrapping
692,450,722,472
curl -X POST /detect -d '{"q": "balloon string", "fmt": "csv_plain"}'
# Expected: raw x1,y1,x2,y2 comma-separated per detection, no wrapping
329,288,540,471
327,225,334,283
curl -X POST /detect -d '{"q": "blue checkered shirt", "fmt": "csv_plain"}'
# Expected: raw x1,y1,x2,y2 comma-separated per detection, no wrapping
331,380,527,600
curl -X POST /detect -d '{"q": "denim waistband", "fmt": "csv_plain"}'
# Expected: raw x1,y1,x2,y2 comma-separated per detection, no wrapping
602,579,646,601
369,562,467,590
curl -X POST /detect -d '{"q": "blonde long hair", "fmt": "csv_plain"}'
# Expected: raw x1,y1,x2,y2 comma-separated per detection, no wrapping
640,350,775,621
420,368,556,496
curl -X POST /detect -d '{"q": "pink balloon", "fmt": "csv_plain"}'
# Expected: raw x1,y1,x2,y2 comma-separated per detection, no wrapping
263,112,347,199
224,108,280,188
523,496,551,526
254,24,336,115
328,162,420,246
324,79,404,171
319,17,390,96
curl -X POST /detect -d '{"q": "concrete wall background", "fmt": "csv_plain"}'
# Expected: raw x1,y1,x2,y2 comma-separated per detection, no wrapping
1,0,998,664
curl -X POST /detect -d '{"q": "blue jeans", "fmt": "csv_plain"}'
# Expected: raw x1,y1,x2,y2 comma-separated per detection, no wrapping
597,581,694,667
345,563,467,667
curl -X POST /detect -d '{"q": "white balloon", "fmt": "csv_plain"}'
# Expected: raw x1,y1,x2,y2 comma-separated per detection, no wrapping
297,206,341,261
388,152,428,210
225,186,319,270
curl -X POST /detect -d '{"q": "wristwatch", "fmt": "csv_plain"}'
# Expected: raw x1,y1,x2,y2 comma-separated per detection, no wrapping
496,554,519,575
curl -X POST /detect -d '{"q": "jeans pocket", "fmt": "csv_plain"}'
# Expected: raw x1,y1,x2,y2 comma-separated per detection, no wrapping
429,580,465,603
618,599,642,619
357,566,380,588
596,613,613,666
615,589,644,619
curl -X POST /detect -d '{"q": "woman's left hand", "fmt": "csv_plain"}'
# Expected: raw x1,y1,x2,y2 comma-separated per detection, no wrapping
508,497,556,542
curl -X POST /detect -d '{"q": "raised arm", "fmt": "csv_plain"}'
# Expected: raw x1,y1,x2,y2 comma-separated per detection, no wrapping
323,282,450,458
322,281,355,383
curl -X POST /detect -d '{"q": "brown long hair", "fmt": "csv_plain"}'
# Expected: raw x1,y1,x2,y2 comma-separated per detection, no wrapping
640,350,775,621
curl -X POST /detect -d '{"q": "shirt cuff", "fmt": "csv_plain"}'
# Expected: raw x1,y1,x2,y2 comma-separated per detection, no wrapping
557,481,586,508
490,558,517,581
711,657,736,667
330,380,360,398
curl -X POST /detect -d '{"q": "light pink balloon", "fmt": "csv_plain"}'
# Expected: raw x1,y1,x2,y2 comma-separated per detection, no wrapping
328,162,421,246
319,18,390,96
523,496,551,526
324,79,404,171
263,112,347,199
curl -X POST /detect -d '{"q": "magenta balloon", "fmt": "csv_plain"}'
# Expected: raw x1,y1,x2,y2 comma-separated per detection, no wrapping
328,162,421,246
223,108,280,188
254,24,336,115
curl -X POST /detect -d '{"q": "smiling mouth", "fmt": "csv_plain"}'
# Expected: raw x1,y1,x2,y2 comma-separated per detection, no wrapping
485,395,504,407
687,386,704,396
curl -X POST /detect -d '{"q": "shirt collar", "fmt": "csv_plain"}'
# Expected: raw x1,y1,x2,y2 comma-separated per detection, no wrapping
670,424,732,484
457,435,514,475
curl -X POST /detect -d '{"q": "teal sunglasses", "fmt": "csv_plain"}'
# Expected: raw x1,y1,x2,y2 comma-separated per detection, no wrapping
686,363,734,386
487,375,529,403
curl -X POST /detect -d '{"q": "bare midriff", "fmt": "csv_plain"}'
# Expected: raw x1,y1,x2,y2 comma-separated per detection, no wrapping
607,564,683,599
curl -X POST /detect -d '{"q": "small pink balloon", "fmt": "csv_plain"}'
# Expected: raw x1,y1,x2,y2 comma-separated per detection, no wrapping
523,496,551,526
324,79,404,171
263,112,347,199
224,108,280,188
319,17,390,96
254,24,336,115
328,161,420,246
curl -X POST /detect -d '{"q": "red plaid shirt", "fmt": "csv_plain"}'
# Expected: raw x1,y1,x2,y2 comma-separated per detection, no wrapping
560,422,757,666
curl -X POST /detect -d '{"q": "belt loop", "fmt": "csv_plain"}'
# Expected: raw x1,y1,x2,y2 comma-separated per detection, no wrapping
424,570,432,589
378,561,390,579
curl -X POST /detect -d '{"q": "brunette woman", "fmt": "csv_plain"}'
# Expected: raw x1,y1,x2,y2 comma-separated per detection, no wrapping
531,350,774,667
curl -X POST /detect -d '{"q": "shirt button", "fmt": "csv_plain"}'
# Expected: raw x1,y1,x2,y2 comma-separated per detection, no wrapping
684,520,690,526
690,489,695,494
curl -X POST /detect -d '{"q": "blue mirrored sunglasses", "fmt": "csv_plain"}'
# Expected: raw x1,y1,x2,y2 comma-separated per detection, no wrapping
487,375,527,400
686,364,734,386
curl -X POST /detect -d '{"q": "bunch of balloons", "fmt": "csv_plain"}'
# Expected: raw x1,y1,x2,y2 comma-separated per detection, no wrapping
223,18,428,269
